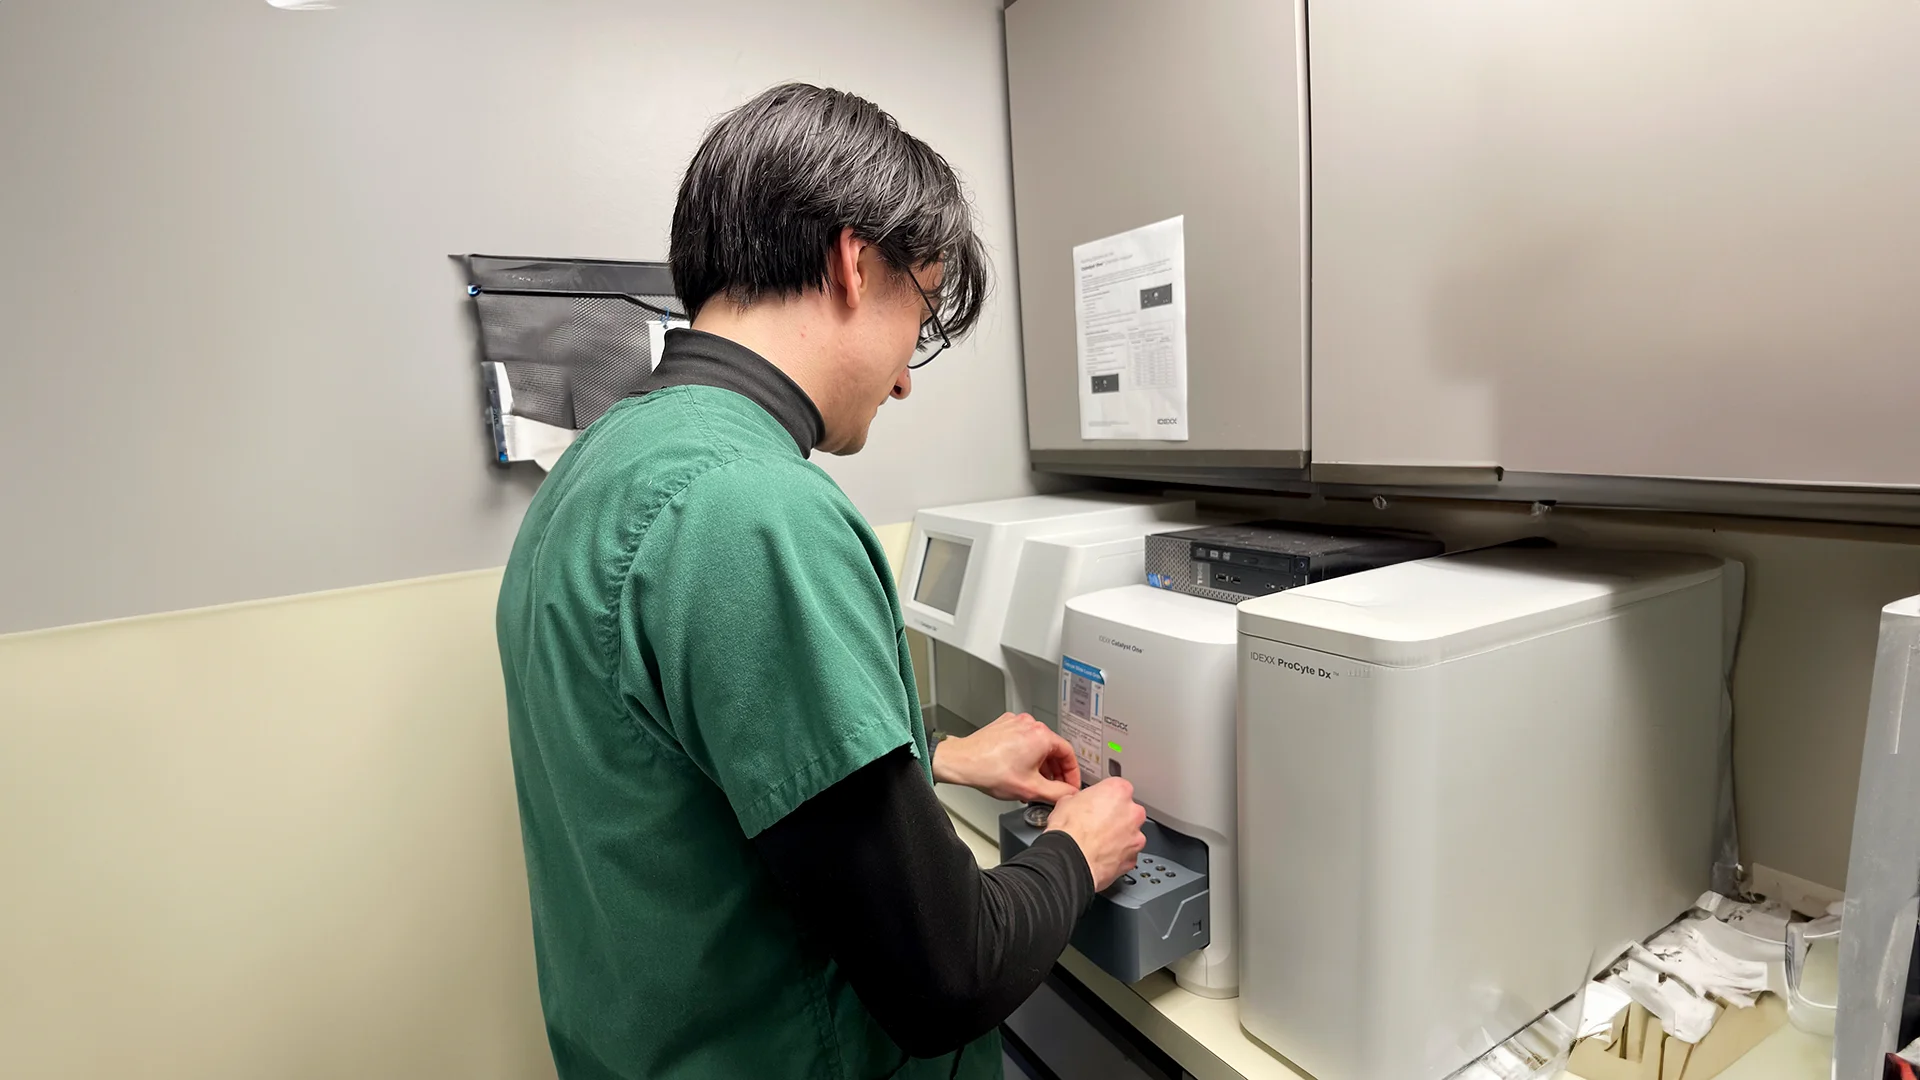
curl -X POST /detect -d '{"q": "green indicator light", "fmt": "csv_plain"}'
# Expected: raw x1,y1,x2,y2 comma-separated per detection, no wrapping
1107,741,1124,754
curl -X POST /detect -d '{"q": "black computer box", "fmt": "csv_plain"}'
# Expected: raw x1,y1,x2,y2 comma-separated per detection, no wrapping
1144,521,1445,604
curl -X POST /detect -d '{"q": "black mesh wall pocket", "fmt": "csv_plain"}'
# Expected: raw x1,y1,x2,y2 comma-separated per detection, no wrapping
458,254,687,464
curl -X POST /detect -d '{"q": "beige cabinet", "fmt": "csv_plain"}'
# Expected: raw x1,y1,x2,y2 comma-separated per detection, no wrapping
1309,1,1920,488
1007,0,1310,486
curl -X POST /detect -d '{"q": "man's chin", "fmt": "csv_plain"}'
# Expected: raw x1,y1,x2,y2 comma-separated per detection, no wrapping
825,428,870,456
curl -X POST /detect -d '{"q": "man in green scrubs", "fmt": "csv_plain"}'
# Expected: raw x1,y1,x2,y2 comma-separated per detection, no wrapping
497,84,1147,1080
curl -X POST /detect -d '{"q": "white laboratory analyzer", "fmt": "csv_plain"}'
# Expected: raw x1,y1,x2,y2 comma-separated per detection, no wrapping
899,494,1200,834
1236,545,1727,1080
1000,584,1242,996
992,523,1448,999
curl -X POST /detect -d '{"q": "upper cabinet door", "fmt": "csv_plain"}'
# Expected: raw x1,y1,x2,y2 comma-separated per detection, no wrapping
1310,2,1920,487
1007,0,1310,476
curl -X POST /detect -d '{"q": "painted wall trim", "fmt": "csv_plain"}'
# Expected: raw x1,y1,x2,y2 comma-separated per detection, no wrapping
0,521,926,644
0,567,506,644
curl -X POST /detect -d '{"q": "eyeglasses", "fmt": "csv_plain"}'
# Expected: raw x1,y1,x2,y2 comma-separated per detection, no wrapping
907,268,951,370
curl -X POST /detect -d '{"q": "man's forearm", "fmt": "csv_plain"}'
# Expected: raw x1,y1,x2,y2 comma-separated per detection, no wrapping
753,747,1095,1057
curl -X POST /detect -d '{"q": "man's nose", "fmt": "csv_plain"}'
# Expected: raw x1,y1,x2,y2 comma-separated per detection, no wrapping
891,370,912,400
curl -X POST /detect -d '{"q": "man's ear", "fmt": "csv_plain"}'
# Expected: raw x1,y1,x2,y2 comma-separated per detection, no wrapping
825,226,869,312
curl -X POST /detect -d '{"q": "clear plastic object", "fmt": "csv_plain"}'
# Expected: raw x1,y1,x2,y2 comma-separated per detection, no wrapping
1786,914,1841,1036
1835,595,1920,1079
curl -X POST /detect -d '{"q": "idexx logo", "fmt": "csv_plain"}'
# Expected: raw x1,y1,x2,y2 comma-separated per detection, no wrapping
1157,417,1179,425
1099,635,1144,653
1250,652,1336,679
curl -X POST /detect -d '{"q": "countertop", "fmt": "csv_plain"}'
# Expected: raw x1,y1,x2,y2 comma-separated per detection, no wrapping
948,812,1833,1080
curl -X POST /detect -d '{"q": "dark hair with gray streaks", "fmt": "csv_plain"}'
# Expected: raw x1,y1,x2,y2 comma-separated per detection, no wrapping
669,83,989,342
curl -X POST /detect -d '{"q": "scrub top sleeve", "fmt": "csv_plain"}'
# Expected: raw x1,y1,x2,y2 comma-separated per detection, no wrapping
627,460,915,838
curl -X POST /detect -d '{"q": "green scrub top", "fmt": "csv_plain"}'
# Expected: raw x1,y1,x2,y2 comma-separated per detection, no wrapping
496,385,1000,1080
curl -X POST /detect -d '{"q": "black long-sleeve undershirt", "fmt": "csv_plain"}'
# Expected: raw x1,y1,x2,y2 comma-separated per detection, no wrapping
752,747,1094,1058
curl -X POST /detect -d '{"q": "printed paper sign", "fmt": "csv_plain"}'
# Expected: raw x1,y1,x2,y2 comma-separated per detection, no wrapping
1074,216,1189,441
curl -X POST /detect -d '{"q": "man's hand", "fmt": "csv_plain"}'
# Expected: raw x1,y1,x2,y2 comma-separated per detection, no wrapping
931,713,1081,804
1045,779,1147,891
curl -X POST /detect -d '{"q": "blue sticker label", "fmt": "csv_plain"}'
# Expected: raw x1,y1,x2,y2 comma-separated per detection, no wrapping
1061,655,1105,684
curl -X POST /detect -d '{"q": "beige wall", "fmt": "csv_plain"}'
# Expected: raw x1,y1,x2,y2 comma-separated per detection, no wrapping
0,530,916,1079
871,522,935,708
0,570,553,1080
